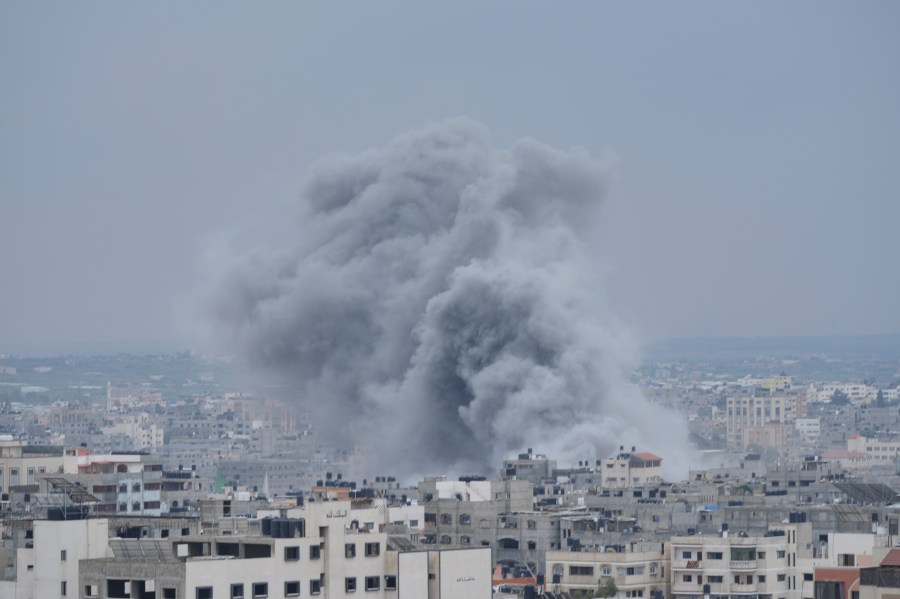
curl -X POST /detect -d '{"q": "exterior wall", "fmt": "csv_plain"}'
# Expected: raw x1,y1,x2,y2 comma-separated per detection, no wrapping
671,526,810,599
438,548,491,599
398,551,428,599
546,546,669,598
7,519,110,599
0,441,65,491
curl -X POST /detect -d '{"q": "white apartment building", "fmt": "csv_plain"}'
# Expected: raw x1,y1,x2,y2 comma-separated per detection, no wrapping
546,542,669,598
671,523,811,599
0,518,110,599
79,499,491,599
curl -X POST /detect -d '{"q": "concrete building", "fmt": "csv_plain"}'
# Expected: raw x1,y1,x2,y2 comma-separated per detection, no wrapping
546,541,669,598
501,449,556,485
0,517,110,599
78,499,491,599
0,440,65,493
670,523,812,599
599,448,664,489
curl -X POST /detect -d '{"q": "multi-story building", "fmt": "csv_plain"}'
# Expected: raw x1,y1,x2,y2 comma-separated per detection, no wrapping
726,395,804,450
500,448,556,485
599,448,664,489
79,499,492,599
0,517,110,599
58,449,164,516
0,439,65,492
546,541,669,598
670,523,812,599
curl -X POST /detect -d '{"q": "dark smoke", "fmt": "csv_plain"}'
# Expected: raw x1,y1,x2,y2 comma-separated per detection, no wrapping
205,119,690,478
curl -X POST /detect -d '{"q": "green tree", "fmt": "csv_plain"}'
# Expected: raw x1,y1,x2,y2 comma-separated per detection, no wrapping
596,575,618,598
830,390,850,406
876,390,886,408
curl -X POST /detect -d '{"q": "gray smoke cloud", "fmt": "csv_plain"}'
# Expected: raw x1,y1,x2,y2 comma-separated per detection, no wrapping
205,119,691,479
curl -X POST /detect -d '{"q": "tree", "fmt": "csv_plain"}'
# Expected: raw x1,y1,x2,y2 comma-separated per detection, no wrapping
596,575,618,598
830,390,850,406
876,390,886,408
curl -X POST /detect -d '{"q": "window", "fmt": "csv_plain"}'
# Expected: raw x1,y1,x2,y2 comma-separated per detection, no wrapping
85,585,99,598
365,542,380,557
706,552,723,560
778,574,786,582
133,482,141,492
310,544,321,559
527,540,536,550
365,576,380,591
252,582,268,598
601,567,612,576
570,566,594,576
231,584,244,599
310,579,321,595
777,550,786,558
708,576,723,583
759,575,767,583
459,514,471,525
346,577,357,592
804,573,813,581
683,575,693,583
441,513,452,524
61,581,67,596
197,588,213,599
284,581,300,597
345,543,356,558
440,535,451,544
384,576,397,590
682,551,692,559
460,535,471,545
284,546,300,560
527,520,537,530
758,551,766,559
409,519,419,528
61,550,67,561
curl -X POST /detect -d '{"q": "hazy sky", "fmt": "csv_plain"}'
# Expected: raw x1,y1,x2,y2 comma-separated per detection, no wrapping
1,2,898,355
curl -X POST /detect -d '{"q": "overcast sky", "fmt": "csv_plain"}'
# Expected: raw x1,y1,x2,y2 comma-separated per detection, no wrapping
1,2,898,355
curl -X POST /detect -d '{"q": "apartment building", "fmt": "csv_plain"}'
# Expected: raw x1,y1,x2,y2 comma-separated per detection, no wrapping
727,395,804,450
78,499,491,599
0,440,65,492
0,517,110,599
671,523,812,599
546,541,669,598
599,448,664,489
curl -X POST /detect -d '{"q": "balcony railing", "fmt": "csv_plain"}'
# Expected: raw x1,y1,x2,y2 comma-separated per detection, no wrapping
730,560,758,570
672,582,702,593
731,583,758,594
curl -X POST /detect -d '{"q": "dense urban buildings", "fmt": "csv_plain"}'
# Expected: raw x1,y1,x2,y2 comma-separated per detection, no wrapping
1,340,899,598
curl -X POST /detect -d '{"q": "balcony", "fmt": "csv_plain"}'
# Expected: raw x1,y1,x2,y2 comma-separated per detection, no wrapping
730,560,758,570
672,559,702,570
672,582,702,593
731,583,758,594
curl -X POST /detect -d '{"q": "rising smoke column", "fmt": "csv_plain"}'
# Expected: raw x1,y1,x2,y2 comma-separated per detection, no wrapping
207,119,690,478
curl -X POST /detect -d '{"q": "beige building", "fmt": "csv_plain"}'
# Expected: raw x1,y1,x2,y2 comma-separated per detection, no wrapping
599,448,664,489
546,542,669,598
671,523,812,599
0,440,65,492
726,395,803,450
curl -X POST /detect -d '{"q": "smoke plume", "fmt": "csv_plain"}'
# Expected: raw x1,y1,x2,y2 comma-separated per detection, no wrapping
206,119,690,479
